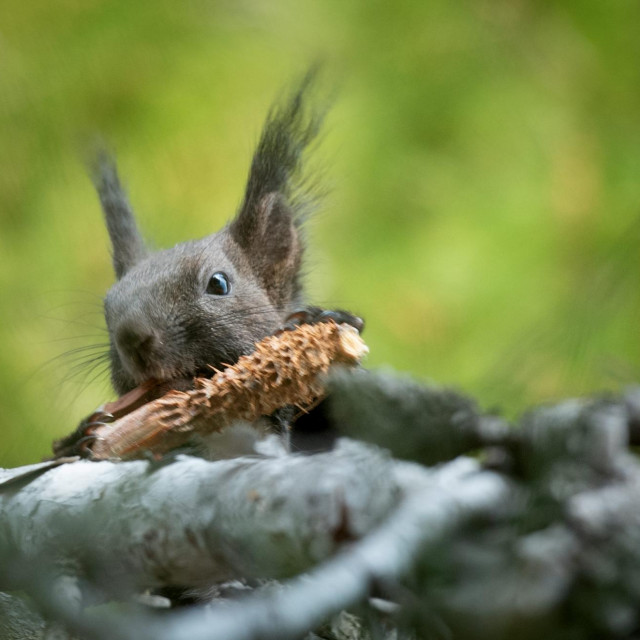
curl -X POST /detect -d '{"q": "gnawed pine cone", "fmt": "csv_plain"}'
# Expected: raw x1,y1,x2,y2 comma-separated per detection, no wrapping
84,321,367,460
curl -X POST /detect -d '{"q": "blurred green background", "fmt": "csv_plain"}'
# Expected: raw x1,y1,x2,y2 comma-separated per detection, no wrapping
1,0,639,466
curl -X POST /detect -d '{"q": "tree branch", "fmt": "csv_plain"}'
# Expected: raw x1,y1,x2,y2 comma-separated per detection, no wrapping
1,440,397,596
2,456,509,640
4,376,640,639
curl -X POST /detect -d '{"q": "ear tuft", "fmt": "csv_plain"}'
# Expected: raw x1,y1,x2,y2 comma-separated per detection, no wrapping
89,150,147,279
229,67,329,307
235,67,328,229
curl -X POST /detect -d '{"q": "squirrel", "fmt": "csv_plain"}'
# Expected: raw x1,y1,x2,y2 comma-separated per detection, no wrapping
84,72,363,456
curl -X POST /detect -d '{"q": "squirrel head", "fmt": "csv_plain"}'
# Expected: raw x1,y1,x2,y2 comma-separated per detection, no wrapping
93,72,325,394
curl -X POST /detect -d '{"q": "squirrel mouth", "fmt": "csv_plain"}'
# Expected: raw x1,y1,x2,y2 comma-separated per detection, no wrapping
135,366,228,395
120,348,234,395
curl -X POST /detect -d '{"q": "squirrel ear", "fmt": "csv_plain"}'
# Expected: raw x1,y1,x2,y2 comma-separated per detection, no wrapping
90,152,147,279
229,192,303,307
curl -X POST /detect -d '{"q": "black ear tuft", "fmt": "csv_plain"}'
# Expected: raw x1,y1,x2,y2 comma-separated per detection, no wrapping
231,67,328,241
229,67,329,306
89,150,147,279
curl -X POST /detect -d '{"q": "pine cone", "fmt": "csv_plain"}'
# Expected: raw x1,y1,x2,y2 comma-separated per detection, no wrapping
87,321,367,460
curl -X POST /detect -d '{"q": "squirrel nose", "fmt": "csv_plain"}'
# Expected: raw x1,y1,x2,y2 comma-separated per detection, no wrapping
116,324,159,370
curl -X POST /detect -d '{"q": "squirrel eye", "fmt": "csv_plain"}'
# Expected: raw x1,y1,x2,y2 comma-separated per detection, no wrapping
206,272,230,296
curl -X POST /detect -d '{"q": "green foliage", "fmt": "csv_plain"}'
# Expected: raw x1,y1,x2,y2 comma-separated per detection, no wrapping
1,0,639,466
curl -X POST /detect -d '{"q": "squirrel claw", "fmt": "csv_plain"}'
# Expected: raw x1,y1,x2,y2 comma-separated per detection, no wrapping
83,412,115,431
72,434,102,457
280,307,364,334
52,409,115,459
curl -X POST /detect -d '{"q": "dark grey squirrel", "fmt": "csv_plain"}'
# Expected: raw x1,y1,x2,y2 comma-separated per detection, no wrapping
87,72,363,452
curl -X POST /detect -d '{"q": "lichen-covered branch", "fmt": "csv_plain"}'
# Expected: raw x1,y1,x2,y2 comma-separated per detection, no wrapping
4,376,640,640
129,459,509,640
0,455,509,640
1,440,394,597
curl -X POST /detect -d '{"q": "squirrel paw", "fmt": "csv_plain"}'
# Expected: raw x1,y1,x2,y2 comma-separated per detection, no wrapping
279,306,364,334
52,409,114,458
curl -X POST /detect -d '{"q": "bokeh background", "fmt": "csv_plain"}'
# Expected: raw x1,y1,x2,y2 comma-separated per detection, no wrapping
1,0,639,466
